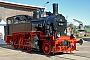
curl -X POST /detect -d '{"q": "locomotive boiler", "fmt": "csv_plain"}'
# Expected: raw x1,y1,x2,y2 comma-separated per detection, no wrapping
4,3,83,55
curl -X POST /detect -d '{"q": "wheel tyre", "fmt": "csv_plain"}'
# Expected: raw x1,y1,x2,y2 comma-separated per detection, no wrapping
27,46,32,52
20,46,24,50
14,45,18,49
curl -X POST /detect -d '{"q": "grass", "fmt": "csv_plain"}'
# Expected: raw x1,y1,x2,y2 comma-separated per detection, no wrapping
73,28,90,33
85,28,90,32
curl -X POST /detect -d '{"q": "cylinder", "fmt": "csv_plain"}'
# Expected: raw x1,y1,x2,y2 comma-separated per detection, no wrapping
53,3,58,15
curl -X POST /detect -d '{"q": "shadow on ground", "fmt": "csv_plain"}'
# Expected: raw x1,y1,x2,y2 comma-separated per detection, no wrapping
0,44,70,58
83,38,90,42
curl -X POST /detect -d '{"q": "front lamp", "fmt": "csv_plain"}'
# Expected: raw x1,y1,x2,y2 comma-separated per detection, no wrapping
56,33,60,38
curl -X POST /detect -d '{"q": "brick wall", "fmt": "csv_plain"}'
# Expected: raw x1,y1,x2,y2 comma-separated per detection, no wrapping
0,4,34,22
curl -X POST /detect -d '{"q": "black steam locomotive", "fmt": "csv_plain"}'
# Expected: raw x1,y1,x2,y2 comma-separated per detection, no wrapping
4,3,83,55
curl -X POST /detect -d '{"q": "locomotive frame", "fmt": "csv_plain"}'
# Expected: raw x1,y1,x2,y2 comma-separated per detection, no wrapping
4,3,83,55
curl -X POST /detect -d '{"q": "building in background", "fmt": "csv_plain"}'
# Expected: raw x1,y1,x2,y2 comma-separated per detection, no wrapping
0,1,45,22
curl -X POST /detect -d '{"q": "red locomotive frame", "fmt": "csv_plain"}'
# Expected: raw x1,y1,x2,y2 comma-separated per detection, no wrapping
4,30,83,54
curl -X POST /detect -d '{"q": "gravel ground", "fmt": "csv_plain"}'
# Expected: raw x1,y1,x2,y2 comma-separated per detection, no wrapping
0,40,90,60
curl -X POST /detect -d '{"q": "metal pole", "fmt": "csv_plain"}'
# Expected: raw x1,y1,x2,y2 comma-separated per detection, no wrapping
44,1,49,7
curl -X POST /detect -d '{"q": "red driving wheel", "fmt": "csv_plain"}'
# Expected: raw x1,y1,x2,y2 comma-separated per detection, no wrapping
13,39,18,49
43,42,51,54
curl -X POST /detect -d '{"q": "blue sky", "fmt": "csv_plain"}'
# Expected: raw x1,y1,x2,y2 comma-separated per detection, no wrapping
4,0,90,25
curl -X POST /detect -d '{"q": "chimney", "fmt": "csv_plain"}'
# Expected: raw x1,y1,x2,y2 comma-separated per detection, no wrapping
53,3,58,15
